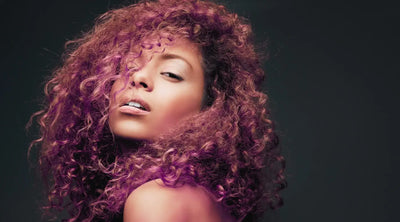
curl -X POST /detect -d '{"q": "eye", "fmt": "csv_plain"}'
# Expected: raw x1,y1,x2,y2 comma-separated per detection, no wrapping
161,72,183,81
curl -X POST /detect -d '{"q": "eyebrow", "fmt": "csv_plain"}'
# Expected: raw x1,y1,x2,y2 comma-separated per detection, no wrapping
159,53,193,70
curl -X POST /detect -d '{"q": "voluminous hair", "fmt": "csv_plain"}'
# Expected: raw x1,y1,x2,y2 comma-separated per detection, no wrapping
30,0,286,221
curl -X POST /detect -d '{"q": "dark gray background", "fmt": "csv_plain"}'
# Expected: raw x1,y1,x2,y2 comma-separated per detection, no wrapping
1,0,399,221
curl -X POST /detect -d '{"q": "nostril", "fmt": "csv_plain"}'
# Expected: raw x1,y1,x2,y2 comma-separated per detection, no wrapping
140,82,148,88
130,80,149,89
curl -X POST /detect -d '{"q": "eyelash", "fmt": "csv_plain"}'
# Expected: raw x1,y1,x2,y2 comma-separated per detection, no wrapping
161,72,183,81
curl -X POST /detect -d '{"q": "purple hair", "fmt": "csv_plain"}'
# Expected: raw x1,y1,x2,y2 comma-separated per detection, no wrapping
30,0,286,221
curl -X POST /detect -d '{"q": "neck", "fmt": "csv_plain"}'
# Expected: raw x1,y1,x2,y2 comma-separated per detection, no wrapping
116,137,146,154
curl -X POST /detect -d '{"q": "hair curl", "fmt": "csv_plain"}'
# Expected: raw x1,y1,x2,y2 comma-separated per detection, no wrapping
30,0,286,221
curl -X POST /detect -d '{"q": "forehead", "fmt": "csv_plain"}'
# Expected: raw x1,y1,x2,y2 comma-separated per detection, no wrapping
125,37,202,70
161,38,202,62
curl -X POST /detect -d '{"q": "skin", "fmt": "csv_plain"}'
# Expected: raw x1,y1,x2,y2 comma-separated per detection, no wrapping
109,39,235,221
123,179,235,222
109,38,205,141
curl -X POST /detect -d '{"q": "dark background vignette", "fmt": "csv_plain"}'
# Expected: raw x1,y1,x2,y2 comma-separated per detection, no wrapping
0,0,399,221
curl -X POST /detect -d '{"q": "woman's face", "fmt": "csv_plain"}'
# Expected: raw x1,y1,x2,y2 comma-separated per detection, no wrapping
109,39,204,140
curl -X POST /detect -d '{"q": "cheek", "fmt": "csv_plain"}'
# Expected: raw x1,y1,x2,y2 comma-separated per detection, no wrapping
110,81,122,106
108,80,128,131
155,89,203,125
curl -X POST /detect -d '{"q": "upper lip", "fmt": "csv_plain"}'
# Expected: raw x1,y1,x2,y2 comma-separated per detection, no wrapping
121,97,151,111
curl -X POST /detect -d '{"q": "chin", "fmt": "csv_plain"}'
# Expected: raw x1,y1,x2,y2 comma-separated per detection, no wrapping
110,122,151,140
114,130,154,141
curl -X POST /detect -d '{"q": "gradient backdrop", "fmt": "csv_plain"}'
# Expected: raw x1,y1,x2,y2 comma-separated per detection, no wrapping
1,0,399,221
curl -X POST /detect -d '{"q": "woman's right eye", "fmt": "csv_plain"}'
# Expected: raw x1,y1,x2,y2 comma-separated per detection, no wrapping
161,72,183,81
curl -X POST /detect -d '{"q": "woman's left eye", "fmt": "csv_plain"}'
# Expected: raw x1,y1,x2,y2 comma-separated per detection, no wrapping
161,72,183,81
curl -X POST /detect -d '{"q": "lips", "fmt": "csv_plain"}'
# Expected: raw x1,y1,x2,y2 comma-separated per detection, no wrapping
120,98,151,112
125,101,147,111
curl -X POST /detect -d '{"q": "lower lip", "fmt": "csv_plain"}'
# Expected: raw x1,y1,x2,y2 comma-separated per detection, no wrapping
119,106,150,115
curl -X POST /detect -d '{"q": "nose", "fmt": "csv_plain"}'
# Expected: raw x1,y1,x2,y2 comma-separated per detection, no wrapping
130,69,153,92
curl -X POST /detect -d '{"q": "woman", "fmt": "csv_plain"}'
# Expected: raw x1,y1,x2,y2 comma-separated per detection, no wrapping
30,0,286,221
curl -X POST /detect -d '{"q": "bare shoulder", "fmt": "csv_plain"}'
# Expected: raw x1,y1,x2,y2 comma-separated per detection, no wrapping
123,179,235,222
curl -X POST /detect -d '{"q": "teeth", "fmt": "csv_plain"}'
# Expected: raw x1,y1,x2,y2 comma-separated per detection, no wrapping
127,101,145,110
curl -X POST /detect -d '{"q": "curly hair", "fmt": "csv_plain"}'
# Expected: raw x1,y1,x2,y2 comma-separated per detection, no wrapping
29,0,286,221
